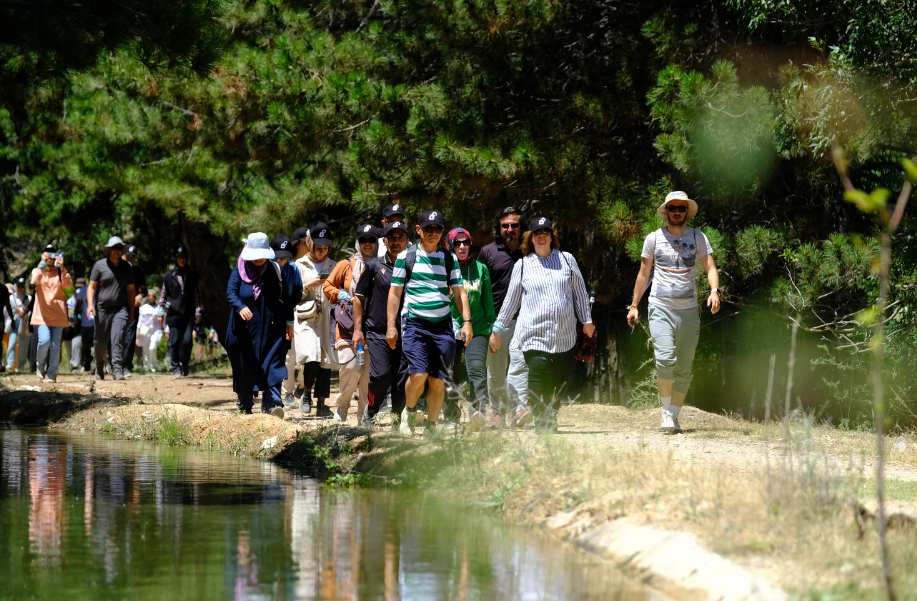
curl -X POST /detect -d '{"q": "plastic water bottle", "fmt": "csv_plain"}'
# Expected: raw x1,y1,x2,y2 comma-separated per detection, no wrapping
589,290,595,310
356,343,365,366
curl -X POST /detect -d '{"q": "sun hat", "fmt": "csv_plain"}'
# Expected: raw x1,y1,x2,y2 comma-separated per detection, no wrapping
419,209,445,228
270,235,294,259
240,233,276,261
310,222,333,247
657,191,698,220
104,236,125,248
529,216,553,232
383,203,405,218
384,221,409,236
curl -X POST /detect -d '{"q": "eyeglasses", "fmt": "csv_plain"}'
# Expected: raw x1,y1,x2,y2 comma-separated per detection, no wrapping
501,223,520,230
533,229,552,237
453,239,472,247
423,225,444,234
358,237,377,245
667,205,688,213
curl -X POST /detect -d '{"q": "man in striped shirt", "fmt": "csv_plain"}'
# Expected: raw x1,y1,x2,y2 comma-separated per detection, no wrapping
387,209,473,436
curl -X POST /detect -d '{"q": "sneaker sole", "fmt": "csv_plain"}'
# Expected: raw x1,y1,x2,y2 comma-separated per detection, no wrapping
271,408,285,420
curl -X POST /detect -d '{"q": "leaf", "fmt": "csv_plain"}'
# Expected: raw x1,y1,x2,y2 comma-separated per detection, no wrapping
903,158,917,185
856,307,878,325
844,189,875,213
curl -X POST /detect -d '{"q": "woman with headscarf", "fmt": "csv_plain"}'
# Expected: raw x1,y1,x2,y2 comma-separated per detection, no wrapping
445,228,496,430
30,244,72,383
286,222,338,417
225,233,293,417
322,224,379,422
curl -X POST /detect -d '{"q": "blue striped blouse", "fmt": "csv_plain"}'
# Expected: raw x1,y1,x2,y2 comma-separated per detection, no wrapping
494,250,593,353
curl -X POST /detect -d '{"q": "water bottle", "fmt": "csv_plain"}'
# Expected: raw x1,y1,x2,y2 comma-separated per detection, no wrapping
355,343,365,366
589,290,595,310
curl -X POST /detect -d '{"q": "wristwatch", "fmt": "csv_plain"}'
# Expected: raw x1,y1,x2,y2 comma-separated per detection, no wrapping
710,288,719,294
464,319,472,323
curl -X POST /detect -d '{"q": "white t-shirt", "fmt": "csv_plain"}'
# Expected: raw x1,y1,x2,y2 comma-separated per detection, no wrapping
641,227,713,310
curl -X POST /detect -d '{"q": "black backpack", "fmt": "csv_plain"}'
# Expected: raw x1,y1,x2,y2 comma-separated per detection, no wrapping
402,245,455,284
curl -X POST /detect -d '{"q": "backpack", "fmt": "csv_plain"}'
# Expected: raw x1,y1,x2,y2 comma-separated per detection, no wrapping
402,246,455,284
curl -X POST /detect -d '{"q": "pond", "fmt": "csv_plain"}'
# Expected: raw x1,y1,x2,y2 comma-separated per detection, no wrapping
0,425,655,600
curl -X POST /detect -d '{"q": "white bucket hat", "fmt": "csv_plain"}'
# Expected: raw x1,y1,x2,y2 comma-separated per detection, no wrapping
104,236,125,248
657,191,698,220
240,233,276,261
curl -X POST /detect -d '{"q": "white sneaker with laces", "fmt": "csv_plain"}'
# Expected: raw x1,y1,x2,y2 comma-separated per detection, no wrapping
672,416,683,433
333,407,348,422
661,409,675,433
400,407,416,436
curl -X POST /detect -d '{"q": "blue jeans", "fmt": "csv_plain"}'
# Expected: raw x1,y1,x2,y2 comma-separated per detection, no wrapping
37,325,64,377
6,332,29,369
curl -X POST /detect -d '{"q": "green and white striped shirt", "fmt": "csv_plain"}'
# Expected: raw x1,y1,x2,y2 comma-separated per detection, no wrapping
391,248,463,321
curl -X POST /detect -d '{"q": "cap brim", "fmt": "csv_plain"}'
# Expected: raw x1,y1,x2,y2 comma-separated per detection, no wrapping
240,248,276,261
312,239,332,246
274,250,294,259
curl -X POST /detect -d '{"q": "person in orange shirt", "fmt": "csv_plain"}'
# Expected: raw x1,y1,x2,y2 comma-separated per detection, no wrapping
30,244,72,383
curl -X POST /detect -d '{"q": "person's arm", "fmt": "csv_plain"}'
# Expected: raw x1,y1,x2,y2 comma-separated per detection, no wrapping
0,288,10,324
453,286,473,345
86,281,99,317
322,260,349,303
194,281,202,323
481,263,496,331
352,295,366,348
627,257,653,326
489,260,524,352
386,285,403,350
127,284,136,321
700,254,720,314
567,254,595,337
227,268,253,321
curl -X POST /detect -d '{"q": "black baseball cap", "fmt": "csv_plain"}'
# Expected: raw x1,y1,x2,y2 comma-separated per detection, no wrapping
529,216,553,232
176,245,188,257
384,221,409,236
356,224,380,240
310,222,333,246
292,227,310,242
271,234,294,259
43,243,58,255
384,203,405,218
15,277,25,287
125,245,138,257
419,209,445,228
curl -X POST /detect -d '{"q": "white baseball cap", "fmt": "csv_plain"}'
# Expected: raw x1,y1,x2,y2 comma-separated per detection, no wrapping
240,233,276,261
657,191,698,219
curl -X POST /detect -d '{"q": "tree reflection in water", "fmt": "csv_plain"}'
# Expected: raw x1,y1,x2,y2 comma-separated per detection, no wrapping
0,426,647,600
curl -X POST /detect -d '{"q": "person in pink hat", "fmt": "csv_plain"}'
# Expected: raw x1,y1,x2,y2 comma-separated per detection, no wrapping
626,191,720,434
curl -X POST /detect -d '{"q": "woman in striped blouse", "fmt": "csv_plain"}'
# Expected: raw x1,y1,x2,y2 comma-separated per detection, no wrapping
489,217,594,431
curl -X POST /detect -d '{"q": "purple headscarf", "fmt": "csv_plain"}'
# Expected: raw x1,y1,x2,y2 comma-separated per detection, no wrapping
237,248,269,300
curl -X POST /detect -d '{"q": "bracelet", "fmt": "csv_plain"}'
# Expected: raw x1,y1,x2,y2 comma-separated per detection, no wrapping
463,319,472,323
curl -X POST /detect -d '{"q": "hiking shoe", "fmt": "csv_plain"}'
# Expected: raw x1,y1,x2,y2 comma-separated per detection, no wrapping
44,374,57,383
300,393,312,415
316,402,333,418
94,373,104,380
400,407,416,436
37,367,45,379
172,371,182,380
284,394,297,409
113,369,125,381
122,369,133,379
270,406,285,420
661,409,676,433
470,411,487,431
333,407,348,422
490,414,504,429
423,423,438,439
360,412,374,428
673,416,683,434
514,407,534,428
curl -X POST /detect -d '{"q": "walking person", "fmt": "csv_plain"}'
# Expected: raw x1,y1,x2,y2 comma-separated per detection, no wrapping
387,210,474,437
27,281,38,373
627,191,720,434
286,223,338,417
122,245,147,376
73,274,95,373
489,217,594,432
0,281,10,372
377,203,406,258
30,244,73,383
444,228,496,430
156,246,201,379
323,224,379,422
226,233,293,417
87,237,136,380
270,234,303,407
137,289,163,371
353,221,410,427
477,207,531,427
5,278,31,372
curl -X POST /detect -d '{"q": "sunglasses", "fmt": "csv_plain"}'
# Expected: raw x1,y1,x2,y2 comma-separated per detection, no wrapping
453,239,472,247
423,225,444,234
358,237,377,245
667,205,688,213
533,228,552,236
501,223,520,230
111,246,124,251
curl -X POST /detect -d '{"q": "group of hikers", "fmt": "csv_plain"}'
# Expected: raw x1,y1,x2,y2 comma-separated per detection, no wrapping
0,242,218,383
225,191,720,435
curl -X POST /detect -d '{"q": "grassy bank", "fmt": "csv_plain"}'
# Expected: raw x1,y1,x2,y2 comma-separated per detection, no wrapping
2,375,916,600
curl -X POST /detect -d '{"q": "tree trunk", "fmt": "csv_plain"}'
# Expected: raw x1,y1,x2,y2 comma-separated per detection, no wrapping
180,215,232,346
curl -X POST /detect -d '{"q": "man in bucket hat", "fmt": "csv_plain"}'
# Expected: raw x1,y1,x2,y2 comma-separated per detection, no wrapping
86,236,136,380
626,191,720,434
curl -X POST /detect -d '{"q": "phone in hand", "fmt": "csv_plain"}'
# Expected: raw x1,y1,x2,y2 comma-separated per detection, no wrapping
320,271,331,279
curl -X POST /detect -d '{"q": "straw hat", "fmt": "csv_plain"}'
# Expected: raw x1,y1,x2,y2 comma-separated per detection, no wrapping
240,233,276,261
656,191,698,220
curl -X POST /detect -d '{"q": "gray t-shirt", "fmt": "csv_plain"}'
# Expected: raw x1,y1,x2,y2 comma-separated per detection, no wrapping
641,227,712,310
90,258,135,310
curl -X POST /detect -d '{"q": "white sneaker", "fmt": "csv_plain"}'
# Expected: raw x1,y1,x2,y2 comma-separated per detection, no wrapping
661,409,675,433
400,407,416,436
470,411,487,431
37,367,45,379
672,416,682,433
333,407,348,422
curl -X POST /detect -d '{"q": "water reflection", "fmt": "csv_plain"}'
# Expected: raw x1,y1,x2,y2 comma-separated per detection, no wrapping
0,425,652,600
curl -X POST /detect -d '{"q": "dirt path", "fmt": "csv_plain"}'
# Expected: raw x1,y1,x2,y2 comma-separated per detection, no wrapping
3,371,916,600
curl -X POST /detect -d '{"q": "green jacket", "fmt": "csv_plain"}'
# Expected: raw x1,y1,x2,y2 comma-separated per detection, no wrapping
450,260,496,337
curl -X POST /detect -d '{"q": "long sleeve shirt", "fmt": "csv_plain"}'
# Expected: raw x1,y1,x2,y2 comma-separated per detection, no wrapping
495,250,592,353
158,273,202,317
